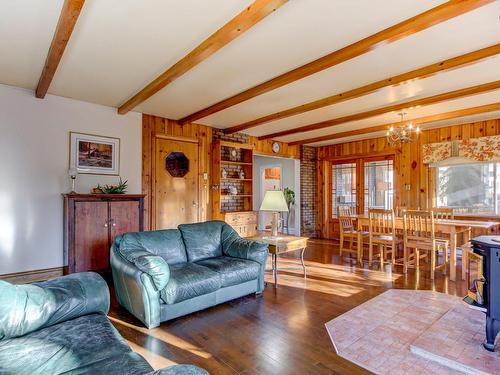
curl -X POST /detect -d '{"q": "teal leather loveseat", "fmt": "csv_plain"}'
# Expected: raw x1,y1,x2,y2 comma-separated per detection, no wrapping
111,220,269,328
0,272,208,375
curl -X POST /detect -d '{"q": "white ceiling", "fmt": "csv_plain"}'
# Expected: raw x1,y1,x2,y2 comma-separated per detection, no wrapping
0,0,499,146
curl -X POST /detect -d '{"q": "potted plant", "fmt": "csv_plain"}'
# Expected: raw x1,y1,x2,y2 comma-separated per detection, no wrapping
283,187,295,234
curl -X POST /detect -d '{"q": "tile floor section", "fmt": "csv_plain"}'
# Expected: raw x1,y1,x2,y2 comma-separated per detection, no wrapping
325,289,500,375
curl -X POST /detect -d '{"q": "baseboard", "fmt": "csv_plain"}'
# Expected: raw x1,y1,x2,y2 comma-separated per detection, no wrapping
0,266,64,284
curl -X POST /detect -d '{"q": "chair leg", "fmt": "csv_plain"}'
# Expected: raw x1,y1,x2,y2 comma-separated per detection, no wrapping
443,245,448,275
461,246,467,280
339,233,344,257
369,239,373,266
431,249,436,280
415,248,420,270
403,245,408,274
379,244,384,271
349,236,353,253
391,242,395,265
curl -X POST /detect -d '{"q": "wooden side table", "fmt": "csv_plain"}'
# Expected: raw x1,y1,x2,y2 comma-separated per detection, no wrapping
248,234,309,288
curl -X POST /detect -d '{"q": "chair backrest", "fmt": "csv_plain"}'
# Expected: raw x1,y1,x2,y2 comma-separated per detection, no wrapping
402,209,435,243
338,206,355,232
431,207,454,220
368,208,395,236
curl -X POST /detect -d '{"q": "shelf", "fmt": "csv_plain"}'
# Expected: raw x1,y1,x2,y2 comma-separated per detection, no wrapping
220,160,253,166
221,178,252,181
221,194,253,198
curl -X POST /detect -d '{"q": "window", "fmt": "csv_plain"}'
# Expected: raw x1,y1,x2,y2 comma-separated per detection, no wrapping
364,160,394,214
436,162,500,216
332,163,356,217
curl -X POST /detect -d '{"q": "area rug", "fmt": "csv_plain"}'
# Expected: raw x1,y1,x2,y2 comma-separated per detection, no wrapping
325,289,499,375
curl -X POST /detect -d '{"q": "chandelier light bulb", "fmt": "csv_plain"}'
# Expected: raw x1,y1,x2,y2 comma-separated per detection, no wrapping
408,123,413,129
389,126,394,132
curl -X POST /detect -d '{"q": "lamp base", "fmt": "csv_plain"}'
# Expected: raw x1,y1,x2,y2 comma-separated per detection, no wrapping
271,211,279,237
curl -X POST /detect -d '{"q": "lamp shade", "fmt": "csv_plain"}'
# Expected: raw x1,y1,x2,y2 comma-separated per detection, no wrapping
259,190,289,212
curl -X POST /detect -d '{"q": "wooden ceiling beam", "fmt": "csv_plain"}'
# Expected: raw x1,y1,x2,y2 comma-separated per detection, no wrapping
226,44,500,133
258,80,500,140
179,0,494,124
288,103,500,146
35,0,85,99
117,0,288,115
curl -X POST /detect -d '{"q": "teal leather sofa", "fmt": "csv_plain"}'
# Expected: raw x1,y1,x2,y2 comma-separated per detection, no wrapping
0,272,208,375
111,220,269,328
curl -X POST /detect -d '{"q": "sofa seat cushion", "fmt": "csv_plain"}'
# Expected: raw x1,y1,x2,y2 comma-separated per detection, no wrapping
160,263,221,305
196,256,260,287
0,313,149,375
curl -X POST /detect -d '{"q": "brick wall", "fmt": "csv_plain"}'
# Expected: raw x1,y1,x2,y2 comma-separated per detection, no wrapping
212,129,249,144
300,146,318,237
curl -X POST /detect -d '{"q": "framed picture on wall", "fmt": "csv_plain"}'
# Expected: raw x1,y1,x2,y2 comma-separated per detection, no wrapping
69,132,120,175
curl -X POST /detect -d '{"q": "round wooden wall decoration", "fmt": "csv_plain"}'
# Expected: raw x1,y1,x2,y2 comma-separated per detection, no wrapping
165,152,189,177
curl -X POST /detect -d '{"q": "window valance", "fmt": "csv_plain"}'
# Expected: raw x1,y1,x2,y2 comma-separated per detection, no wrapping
422,135,500,164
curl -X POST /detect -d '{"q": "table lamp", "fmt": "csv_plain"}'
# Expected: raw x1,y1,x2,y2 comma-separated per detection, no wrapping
260,190,289,237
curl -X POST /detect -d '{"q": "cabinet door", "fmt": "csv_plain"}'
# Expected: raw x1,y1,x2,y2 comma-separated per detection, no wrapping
74,201,109,272
110,200,140,240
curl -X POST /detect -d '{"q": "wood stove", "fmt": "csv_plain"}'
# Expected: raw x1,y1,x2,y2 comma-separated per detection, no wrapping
464,236,500,351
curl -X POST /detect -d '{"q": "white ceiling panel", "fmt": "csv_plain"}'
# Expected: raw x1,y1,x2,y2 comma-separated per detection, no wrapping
48,0,254,107
0,0,64,89
201,2,500,127
245,56,500,137
136,0,445,119
275,89,500,143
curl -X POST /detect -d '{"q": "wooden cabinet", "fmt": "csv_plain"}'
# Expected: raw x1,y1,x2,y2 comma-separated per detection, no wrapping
225,211,257,238
63,194,145,273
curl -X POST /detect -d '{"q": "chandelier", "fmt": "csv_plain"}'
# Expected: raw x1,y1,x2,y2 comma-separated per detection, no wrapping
386,112,420,147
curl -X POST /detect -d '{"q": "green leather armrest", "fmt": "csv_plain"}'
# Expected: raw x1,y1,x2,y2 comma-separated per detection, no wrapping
0,272,109,340
147,364,210,375
221,224,269,265
110,245,162,329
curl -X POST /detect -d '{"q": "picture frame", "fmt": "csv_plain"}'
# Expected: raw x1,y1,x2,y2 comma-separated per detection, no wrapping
69,132,120,175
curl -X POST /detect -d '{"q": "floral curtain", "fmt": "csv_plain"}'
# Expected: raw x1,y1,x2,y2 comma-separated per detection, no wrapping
422,135,500,164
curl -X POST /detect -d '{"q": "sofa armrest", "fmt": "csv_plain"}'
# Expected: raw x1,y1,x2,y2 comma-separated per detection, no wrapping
223,236,269,265
0,272,109,340
110,245,162,328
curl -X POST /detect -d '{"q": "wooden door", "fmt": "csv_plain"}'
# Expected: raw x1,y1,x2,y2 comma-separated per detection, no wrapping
155,137,199,229
74,201,109,272
110,200,140,240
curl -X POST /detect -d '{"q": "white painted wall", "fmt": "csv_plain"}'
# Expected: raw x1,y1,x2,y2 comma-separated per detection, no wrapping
0,84,142,274
253,155,300,235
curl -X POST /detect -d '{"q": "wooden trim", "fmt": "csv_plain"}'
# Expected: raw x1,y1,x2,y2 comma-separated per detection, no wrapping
289,102,500,145
0,267,64,284
259,80,500,140
179,0,494,123
226,44,500,133
117,0,288,114
155,134,199,143
322,151,397,162
35,0,85,98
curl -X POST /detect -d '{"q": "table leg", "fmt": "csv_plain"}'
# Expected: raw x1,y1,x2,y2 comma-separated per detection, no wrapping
450,227,457,282
300,247,307,278
273,253,278,288
462,227,472,281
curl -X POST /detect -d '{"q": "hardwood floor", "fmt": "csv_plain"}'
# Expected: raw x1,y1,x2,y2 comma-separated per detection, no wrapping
108,239,468,375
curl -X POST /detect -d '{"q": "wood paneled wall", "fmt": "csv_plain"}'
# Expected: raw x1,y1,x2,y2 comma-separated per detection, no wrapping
316,118,500,238
142,115,300,230
142,114,213,230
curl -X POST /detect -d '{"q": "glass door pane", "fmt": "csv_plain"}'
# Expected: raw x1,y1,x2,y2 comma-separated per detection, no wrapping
332,163,356,217
364,160,394,214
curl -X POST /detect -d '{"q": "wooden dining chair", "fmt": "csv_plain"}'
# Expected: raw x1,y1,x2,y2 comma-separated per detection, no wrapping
338,206,368,263
402,209,448,279
431,207,454,220
368,209,399,270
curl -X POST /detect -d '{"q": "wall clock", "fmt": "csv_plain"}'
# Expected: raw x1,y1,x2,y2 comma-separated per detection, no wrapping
272,142,281,153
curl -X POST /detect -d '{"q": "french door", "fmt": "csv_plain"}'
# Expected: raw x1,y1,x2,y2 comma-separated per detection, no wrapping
328,156,394,237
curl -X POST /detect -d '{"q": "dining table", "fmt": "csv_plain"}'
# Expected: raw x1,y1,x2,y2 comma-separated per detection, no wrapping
354,215,500,281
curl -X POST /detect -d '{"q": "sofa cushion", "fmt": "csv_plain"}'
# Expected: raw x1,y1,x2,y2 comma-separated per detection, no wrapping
178,221,225,262
160,263,221,305
196,256,260,287
0,313,150,375
134,254,170,291
119,230,187,265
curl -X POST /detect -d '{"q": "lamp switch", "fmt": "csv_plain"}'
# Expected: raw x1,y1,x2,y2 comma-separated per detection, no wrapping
405,184,411,191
